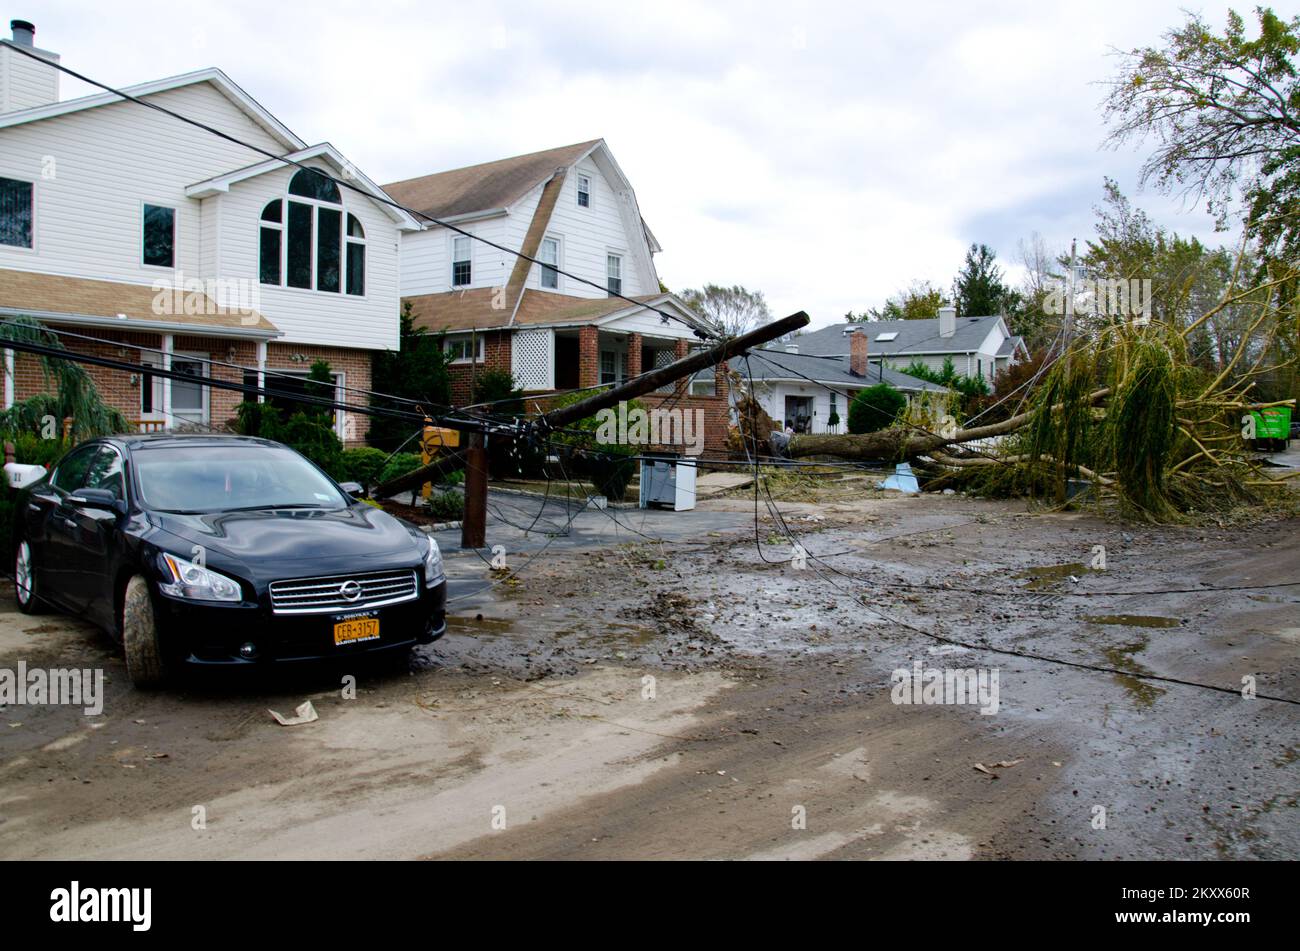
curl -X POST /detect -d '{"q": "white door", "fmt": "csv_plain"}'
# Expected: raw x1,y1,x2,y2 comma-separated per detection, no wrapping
170,354,209,427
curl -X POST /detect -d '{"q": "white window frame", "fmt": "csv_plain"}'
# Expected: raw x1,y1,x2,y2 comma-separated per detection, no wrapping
538,235,561,291
444,334,485,365
263,169,352,296
606,252,623,297
576,173,591,208
451,233,473,287
138,353,165,421
344,212,367,298
140,201,177,271
0,175,36,253
169,351,210,426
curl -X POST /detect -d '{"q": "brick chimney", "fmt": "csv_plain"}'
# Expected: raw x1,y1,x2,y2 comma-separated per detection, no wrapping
1,20,60,113
849,329,868,377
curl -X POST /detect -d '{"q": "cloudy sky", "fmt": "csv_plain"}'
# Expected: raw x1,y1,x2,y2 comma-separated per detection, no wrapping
34,0,1248,327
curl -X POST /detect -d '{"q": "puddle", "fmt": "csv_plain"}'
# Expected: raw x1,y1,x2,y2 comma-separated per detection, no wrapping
1101,640,1167,709
1084,615,1181,629
446,616,515,639
1014,563,1098,590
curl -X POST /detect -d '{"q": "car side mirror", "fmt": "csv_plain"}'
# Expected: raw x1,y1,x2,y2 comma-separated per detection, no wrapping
67,488,126,514
338,481,365,499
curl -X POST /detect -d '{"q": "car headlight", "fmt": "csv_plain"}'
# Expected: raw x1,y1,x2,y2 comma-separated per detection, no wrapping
158,552,243,602
423,535,444,587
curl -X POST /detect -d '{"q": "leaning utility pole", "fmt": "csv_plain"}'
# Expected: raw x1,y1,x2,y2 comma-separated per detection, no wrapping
371,311,811,547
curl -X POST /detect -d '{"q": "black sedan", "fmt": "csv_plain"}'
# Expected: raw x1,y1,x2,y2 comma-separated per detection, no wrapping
12,434,447,686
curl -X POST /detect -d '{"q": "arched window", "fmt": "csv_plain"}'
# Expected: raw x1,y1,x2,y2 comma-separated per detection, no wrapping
258,168,364,295
288,168,341,202
345,214,365,297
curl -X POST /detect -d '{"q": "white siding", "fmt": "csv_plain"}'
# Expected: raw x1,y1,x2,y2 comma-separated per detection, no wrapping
544,162,651,298
0,79,404,351
0,44,59,113
398,212,514,298
217,160,403,350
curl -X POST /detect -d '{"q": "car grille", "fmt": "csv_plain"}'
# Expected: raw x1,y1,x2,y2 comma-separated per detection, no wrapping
269,569,419,615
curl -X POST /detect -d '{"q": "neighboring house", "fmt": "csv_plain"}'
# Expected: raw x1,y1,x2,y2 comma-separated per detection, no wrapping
795,306,1029,382
694,337,949,435
0,20,418,444
385,140,727,437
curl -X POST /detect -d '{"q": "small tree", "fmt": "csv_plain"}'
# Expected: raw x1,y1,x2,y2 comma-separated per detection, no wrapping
368,302,453,451
848,384,906,434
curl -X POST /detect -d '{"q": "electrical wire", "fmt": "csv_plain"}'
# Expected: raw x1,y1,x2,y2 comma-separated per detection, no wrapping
2,43,719,342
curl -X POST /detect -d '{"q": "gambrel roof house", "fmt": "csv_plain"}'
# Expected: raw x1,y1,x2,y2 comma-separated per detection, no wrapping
0,20,417,444
387,140,715,410
794,307,1029,381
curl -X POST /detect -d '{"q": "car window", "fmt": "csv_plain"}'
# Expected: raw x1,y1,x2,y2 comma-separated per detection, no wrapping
133,444,347,513
82,446,126,501
50,445,99,494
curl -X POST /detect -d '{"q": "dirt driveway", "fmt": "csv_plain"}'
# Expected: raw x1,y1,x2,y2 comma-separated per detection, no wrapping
0,493,1296,859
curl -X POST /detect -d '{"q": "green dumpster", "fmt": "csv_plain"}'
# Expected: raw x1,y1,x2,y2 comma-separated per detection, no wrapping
1248,406,1292,452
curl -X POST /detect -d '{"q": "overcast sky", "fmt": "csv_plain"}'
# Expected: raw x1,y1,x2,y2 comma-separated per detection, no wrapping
32,0,1250,327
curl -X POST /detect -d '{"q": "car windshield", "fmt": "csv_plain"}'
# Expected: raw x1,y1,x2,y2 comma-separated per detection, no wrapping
133,444,347,513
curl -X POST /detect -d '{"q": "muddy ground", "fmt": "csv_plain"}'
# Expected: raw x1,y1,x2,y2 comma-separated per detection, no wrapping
0,490,1296,860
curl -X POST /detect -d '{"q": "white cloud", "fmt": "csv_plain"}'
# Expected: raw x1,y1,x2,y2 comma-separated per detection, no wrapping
34,0,1241,326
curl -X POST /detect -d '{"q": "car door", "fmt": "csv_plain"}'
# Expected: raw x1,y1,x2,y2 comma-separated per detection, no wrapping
58,445,128,627
31,443,100,611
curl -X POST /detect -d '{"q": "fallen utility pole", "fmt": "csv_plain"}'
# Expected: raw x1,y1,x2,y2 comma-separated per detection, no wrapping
375,312,810,548
535,311,810,434
370,450,468,499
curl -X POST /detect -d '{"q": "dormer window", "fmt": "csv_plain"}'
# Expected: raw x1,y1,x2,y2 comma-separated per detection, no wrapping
577,174,591,208
259,167,364,295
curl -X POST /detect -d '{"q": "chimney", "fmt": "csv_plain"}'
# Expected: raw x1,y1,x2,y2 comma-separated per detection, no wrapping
938,305,956,338
1,20,60,113
849,330,868,377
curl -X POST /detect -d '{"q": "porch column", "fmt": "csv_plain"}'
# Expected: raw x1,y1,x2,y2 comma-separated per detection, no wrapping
256,340,268,403
578,326,599,389
3,348,13,410
161,334,174,427
626,333,642,379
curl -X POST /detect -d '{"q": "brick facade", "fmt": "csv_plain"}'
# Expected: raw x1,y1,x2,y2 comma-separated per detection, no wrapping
445,330,511,406
9,326,374,447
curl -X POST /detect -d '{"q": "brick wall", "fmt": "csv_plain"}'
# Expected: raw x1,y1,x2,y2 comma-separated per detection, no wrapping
446,330,511,406
8,326,374,447
578,326,599,389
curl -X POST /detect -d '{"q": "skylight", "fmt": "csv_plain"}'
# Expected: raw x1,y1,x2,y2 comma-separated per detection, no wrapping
875,332,898,342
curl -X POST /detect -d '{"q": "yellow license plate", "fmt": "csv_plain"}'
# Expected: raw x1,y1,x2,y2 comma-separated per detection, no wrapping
334,617,380,646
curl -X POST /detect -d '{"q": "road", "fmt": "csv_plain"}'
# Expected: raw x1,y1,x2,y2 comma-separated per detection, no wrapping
0,490,1296,859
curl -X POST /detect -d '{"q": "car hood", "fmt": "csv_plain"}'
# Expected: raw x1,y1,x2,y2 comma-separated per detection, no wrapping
147,504,425,581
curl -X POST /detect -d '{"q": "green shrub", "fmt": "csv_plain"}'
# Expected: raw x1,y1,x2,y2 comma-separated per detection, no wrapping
426,489,464,522
378,452,423,486
340,446,390,487
586,445,637,502
849,383,907,434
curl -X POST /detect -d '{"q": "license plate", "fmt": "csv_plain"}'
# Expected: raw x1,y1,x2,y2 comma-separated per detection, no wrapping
334,615,380,646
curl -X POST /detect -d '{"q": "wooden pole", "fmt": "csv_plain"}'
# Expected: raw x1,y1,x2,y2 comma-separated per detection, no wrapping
461,433,488,550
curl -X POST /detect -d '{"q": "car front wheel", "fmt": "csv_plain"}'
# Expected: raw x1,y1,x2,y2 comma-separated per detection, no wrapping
14,540,45,615
122,575,165,687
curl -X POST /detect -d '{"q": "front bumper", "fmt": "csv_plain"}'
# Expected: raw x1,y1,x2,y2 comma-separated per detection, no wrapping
154,576,448,665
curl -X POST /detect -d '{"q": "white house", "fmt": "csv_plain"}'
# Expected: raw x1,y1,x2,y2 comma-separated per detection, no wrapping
0,20,418,443
794,306,1029,381
693,339,949,435
386,139,713,406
